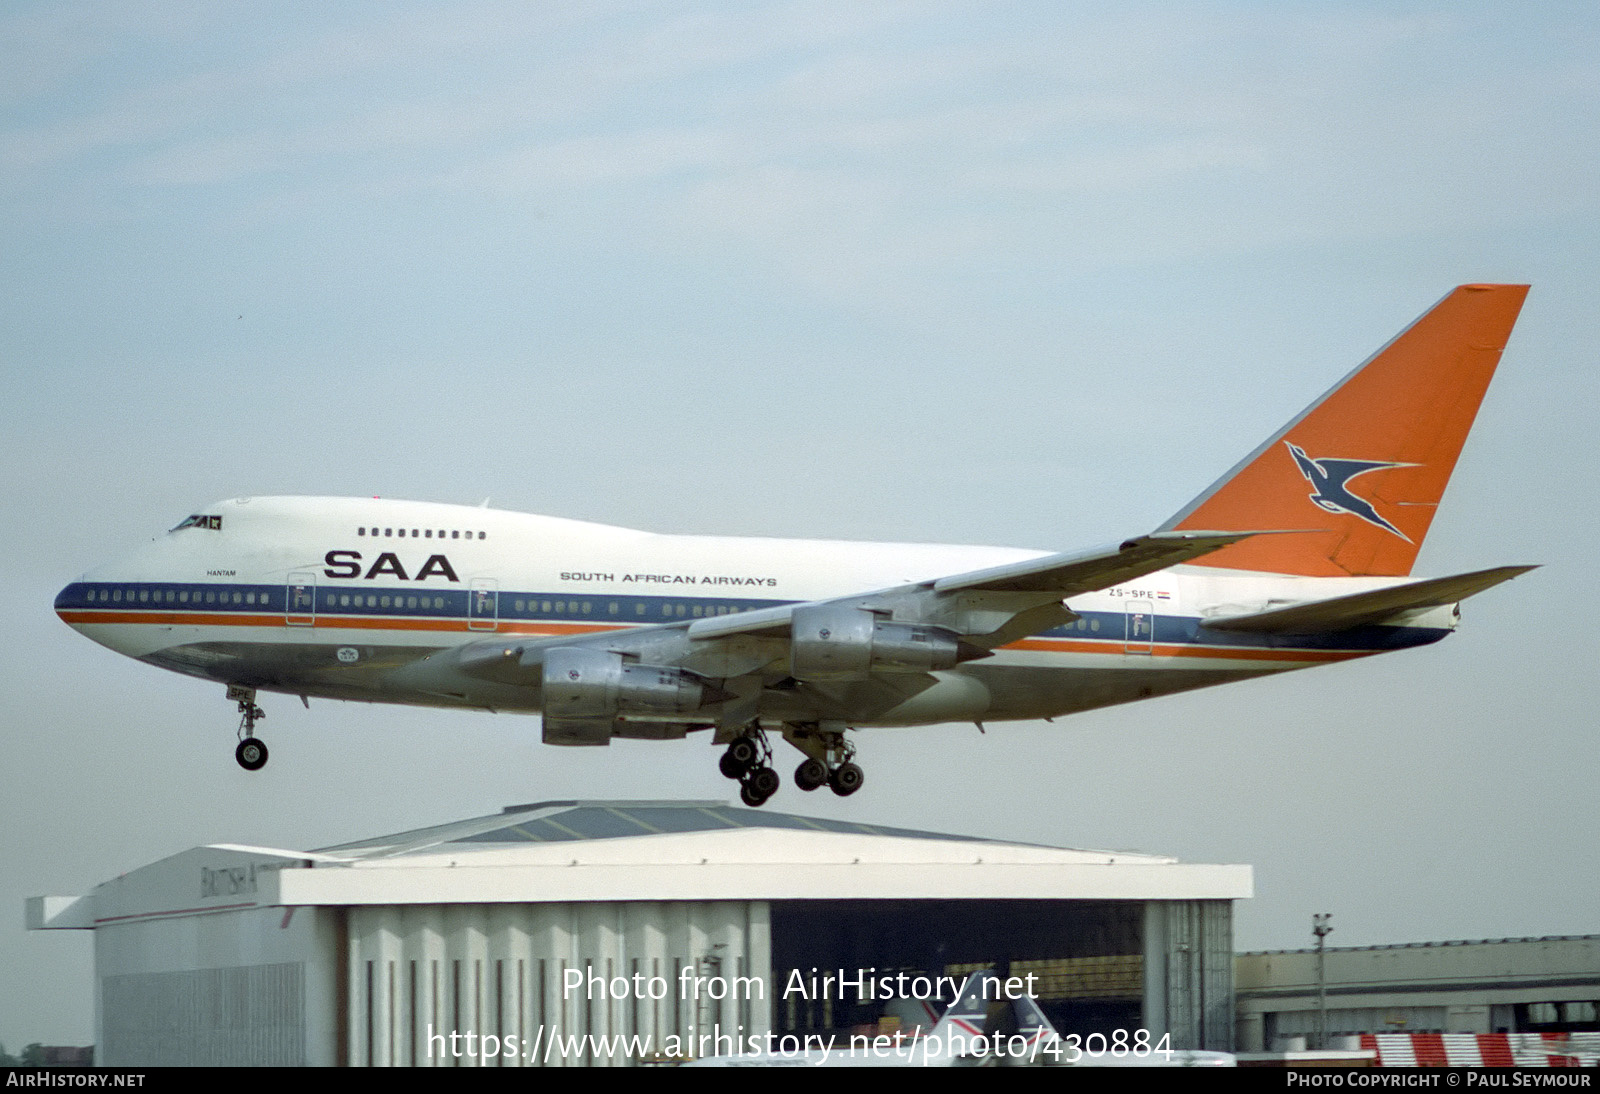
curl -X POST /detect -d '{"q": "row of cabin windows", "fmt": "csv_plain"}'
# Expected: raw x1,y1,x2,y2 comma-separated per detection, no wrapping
325,593,447,610
662,602,741,618
509,599,747,618
358,527,485,540
84,587,265,606
83,586,752,619
82,585,1102,632
514,598,594,615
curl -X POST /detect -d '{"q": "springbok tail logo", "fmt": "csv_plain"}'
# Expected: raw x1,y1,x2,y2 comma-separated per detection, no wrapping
1285,442,1417,542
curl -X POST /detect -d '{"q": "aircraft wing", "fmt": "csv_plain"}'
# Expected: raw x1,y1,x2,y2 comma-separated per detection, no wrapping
930,530,1261,595
685,529,1263,644
429,528,1269,741
446,528,1266,676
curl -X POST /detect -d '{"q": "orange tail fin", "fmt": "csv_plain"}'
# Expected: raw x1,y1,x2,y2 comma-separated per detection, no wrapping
1160,284,1529,577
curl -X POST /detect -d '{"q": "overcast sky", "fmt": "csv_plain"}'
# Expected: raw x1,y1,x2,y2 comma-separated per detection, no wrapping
3,1,1597,1047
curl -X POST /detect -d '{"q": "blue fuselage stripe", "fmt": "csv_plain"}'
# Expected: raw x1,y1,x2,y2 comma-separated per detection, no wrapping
55,581,1449,653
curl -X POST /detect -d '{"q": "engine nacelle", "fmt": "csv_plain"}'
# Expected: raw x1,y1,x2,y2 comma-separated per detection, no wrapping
542,646,712,721
789,604,969,680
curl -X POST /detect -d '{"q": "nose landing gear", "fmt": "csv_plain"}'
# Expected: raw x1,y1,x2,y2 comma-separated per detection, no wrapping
229,685,268,771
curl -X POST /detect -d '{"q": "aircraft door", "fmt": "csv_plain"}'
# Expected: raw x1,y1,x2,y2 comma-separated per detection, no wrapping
287,572,316,627
468,579,498,631
1124,600,1154,654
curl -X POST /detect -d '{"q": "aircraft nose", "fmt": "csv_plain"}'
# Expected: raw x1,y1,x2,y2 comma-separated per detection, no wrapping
55,581,88,626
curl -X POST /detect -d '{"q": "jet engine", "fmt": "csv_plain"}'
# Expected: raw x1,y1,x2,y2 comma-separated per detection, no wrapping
540,647,719,745
789,604,978,680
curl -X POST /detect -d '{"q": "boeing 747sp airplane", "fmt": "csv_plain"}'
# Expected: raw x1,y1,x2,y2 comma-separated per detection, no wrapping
56,285,1534,805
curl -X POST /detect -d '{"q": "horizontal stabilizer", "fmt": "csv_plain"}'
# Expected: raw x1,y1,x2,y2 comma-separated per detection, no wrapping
1205,565,1536,633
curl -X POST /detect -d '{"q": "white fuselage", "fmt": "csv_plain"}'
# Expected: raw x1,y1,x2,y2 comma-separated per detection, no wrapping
56,496,1451,730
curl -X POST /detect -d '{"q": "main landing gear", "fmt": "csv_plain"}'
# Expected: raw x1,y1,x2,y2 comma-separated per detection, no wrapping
719,730,781,807
786,723,863,798
717,723,864,807
229,685,269,771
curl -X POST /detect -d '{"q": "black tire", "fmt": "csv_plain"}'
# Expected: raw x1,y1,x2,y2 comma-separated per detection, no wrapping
235,737,269,771
739,782,765,807
723,737,758,776
746,765,781,802
795,759,828,792
829,761,863,797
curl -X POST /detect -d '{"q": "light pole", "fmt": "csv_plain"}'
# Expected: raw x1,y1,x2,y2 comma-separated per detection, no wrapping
1313,914,1333,1050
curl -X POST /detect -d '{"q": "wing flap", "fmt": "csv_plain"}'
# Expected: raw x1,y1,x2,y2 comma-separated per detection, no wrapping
1205,565,1536,633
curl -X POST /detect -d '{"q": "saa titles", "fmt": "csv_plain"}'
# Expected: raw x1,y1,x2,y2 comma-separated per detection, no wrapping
323,550,459,582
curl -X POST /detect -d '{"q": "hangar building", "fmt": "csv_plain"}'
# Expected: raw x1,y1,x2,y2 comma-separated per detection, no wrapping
27,799,1251,1067
1237,935,1600,1050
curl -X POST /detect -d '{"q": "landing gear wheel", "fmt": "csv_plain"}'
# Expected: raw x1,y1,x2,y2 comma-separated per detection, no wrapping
780,722,866,798
235,737,269,771
829,761,864,797
720,736,759,779
720,724,779,803
795,758,828,792
229,686,268,770
741,764,780,806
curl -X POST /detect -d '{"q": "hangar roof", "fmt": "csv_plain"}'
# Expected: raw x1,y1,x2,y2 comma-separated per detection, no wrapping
29,800,1253,931
317,799,1066,857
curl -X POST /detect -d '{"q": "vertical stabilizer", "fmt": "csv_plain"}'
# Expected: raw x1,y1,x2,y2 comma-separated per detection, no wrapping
1160,284,1528,576
928,970,996,1042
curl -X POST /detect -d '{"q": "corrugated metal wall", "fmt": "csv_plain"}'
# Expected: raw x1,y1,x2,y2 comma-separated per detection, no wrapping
101,963,306,1066
346,900,770,1066
94,903,337,1066
1143,900,1235,1051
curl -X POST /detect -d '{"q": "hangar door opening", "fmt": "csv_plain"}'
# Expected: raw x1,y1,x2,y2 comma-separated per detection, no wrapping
770,899,1146,1042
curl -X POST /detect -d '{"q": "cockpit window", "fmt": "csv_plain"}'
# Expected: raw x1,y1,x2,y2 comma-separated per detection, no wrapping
171,514,222,532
